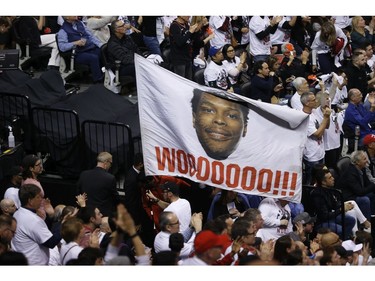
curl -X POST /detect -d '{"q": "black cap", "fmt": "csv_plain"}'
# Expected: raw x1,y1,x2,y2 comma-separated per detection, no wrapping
6,165,23,176
161,182,179,195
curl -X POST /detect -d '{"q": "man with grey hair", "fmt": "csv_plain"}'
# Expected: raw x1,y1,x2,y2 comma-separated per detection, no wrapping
337,150,375,221
301,91,331,185
290,77,310,110
77,152,120,217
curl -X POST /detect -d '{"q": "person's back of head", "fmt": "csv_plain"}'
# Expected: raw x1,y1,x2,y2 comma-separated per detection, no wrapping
18,184,41,207
274,235,294,265
76,206,96,224
0,251,28,265
78,246,105,265
354,230,373,252
61,217,84,243
169,232,184,253
231,217,251,240
152,251,178,265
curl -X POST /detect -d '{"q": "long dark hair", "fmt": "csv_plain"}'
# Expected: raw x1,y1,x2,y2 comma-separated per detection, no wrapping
21,154,40,180
222,43,236,63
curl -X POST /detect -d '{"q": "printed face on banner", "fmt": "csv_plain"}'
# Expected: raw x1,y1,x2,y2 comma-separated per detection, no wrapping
191,90,248,160
135,54,309,203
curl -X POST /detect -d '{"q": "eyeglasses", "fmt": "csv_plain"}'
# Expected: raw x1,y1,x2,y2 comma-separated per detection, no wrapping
168,220,180,226
116,23,125,29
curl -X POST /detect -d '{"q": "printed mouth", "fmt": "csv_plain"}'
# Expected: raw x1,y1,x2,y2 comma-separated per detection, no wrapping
206,129,231,140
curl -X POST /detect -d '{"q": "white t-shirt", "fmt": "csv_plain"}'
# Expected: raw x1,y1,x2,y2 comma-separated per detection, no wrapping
209,16,231,48
4,187,21,209
290,92,303,110
204,61,229,90
315,107,341,151
303,108,326,162
12,207,53,265
249,16,272,56
256,198,293,240
270,16,292,45
60,241,84,265
154,231,194,257
164,198,192,233
223,56,247,86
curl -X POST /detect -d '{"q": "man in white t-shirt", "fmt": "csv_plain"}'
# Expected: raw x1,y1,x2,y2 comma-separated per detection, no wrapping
301,92,331,185
204,46,231,91
209,16,232,48
161,182,192,233
249,16,282,62
290,77,310,110
11,184,62,265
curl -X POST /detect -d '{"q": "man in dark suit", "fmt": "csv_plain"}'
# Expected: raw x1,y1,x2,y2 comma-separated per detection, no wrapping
77,152,120,217
336,150,375,220
123,153,155,248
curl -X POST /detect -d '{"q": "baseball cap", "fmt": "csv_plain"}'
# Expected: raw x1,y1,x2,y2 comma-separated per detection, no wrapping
6,165,23,177
363,134,375,146
292,212,316,224
209,46,221,57
342,240,363,253
194,230,229,254
161,182,179,195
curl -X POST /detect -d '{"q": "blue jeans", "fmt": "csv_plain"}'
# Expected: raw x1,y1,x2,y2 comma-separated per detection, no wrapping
317,214,356,240
355,193,375,220
253,55,270,63
75,47,102,82
143,36,161,56
171,62,193,81
303,158,324,185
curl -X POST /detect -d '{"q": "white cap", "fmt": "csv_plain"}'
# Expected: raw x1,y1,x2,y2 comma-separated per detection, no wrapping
342,240,363,252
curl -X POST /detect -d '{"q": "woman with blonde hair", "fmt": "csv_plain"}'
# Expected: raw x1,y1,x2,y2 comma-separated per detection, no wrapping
311,21,348,74
350,16,374,50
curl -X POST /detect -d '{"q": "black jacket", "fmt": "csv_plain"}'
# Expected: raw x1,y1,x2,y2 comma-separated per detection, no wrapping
336,163,375,201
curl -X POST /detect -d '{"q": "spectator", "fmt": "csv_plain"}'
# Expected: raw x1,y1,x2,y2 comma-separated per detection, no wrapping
343,88,375,142
181,230,228,265
57,16,103,83
350,16,374,51
345,50,375,95
256,197,293,241
168,16,199,80
153,211,202,257
249,16,282,63
208,16,233,48
140,16,162,56
312,168,359,239
107,19,142,78
310,21,348,74
336,150,375,221
301,91,331,184
11,184,62,265
1,165,22,209
248,60,281,103
222,43,248,92
146,181,192,233
204,46,232,91
77,152,120,217
86,16,116,44
290,77,310,110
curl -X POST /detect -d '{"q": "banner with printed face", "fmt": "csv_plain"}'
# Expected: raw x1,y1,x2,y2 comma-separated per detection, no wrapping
135,54,309,203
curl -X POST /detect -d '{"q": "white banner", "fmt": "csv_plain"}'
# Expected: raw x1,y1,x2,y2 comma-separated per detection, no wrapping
135,54,309,203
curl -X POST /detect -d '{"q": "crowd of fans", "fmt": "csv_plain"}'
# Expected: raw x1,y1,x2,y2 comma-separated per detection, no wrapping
1,15,375,266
